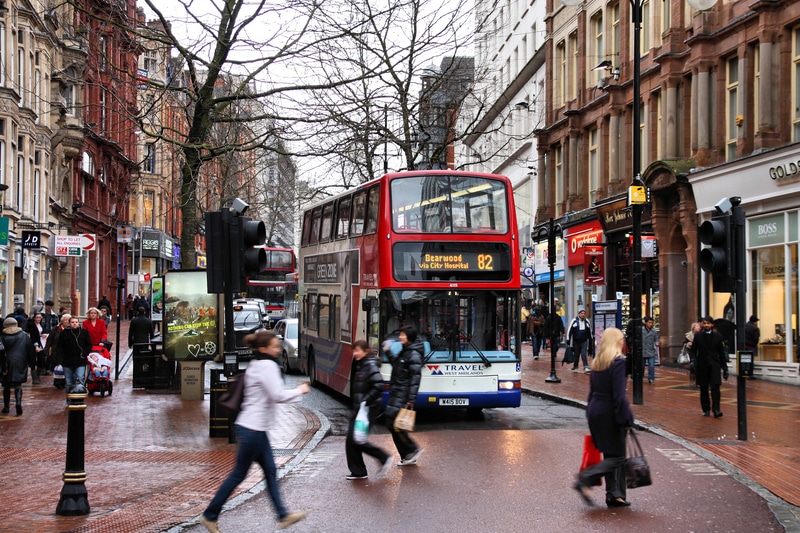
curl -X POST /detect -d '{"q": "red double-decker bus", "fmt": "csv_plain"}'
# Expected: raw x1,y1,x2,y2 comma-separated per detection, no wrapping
245,247,296,323
298,170,522,410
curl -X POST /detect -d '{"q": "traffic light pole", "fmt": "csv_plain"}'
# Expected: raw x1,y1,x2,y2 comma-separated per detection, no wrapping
535,218,562,384
732,200,747,441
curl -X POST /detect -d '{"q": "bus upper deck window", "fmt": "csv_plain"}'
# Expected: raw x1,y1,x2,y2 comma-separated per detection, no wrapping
336,196,352,239
351,191,366,236
365,186,380,234
320,202,334,243
309,207,322,244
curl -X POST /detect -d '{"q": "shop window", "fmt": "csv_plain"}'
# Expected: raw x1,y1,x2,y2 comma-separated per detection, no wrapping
749,244,797,362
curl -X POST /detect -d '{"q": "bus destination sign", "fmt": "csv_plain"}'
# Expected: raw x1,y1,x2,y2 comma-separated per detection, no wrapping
417,251,497,271
393,242,511,282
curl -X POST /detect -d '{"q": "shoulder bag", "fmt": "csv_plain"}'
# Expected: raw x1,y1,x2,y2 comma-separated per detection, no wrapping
624,428,653,488
218,372,246,416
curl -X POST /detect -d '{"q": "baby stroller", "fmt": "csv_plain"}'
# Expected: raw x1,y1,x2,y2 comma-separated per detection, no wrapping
86,345,114,397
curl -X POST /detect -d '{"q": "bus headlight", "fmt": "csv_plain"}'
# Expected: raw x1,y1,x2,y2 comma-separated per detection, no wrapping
498,381,519,390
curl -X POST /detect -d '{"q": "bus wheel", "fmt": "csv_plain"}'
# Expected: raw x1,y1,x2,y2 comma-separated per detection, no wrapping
465,407,484,420
281,351,291,374
307,348,317,385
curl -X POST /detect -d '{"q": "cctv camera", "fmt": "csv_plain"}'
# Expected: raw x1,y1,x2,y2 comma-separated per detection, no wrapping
681,260,688,267
714,197,732,214
231,197,249,215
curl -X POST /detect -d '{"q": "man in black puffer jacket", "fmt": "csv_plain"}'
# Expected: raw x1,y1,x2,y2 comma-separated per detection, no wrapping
2,317,34,416
383,325,424,466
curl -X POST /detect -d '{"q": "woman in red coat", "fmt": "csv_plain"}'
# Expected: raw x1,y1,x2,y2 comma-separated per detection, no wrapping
82,307,108,346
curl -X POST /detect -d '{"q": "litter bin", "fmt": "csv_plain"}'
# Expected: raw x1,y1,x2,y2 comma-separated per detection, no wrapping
151,346,175,389
210,369,237,441
132,344,154,389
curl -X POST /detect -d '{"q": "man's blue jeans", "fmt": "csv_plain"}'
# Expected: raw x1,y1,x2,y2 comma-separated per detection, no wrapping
64,365,86,393
645,357,655,381
204,425,288,521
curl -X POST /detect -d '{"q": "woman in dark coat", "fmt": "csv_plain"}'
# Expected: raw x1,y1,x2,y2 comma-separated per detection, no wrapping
382,325,424,466
574,327,634,508
345,340,392,480
1,317,34,415
26,312,44,384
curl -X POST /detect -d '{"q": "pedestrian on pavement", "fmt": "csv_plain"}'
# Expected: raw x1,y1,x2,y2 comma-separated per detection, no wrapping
99,307,111,327
56,316,93,394
382,325,424,466
31,297,45,315
82,307,108,347
573,327,634,508
129,306,155,349
43,314,71,376
345,339,393,480
529,309,542,359
26,312,45,384
1,317,34,415
125,294,135,320
642,316,658,384
9,307,29,332
200,330,309,533
520,303,530,342
41,300,59,335
98,295,112,318
567,309,594,373
744,315,760,350
689,316,728,418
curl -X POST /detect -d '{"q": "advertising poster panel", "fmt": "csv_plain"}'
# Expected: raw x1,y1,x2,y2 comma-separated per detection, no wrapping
151,276,164,322
303,250,359,344
163,270,218,360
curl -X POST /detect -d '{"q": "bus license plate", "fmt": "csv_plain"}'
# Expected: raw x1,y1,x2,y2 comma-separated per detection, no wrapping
439,398,469,406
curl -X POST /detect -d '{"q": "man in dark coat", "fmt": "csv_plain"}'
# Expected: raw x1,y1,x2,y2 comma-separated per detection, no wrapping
1,317,34,415
41,300,59,335
382,325,423,466
744,315,760,350
689,315,729,418
56,316,93,394
129,306,155,351
98,295,112,317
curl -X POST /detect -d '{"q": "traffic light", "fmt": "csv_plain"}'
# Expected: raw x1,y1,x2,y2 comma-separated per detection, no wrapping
699,212,735,293
229,215,266,292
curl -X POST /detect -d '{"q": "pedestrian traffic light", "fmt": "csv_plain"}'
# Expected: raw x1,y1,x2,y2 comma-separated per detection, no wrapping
699,212,735,293
229,215,266,292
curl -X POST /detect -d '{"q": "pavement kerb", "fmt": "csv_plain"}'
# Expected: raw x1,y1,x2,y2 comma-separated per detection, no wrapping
521,385,800,532
163,406,331,533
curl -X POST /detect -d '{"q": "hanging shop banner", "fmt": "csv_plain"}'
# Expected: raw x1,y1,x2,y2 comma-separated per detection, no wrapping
584,245,605,285
567,220,603,267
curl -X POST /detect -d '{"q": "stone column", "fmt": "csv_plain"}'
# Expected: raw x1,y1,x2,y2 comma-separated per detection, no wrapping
696,69,711,151
665,80,679,159
609,111,620,186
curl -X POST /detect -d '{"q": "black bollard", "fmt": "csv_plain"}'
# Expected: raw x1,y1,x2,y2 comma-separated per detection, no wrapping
56,386,90,516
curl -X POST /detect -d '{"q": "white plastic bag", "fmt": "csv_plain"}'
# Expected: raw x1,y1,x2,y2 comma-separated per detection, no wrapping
677,346,690,364
353,401,369,444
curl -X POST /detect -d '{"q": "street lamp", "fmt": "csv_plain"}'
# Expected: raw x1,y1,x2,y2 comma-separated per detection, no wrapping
535,218,563,383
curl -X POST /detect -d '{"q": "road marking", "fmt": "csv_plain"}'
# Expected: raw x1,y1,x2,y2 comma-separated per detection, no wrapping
656,448,728,476
285,452,338,478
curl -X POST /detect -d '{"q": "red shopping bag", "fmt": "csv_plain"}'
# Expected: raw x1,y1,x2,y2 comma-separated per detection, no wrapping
581,435,603,486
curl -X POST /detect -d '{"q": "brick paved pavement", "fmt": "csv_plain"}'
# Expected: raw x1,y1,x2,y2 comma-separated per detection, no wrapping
0,319,324,533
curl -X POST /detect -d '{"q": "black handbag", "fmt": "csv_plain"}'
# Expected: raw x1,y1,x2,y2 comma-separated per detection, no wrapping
624,428,652,488
561,346,575,365
218,372,246,416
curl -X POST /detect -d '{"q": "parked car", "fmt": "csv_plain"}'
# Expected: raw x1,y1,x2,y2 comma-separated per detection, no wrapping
273,318,300,373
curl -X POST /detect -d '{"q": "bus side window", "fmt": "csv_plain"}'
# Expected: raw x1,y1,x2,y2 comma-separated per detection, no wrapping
320,202,334,243
307,294,318,331
336,196,352,239
351,191,366,236
309,207,322,245
301,211,313,246
365,186,380,234
319,295,330,339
